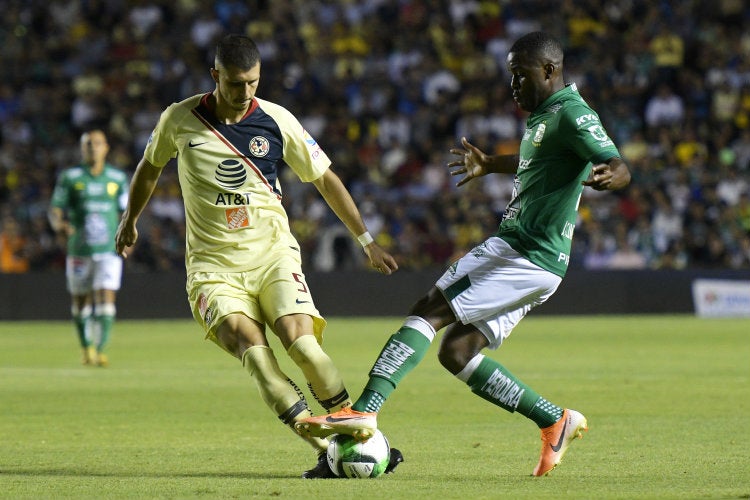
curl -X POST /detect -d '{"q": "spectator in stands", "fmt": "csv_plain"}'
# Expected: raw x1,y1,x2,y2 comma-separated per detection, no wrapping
648,22,684,86
0,216,29,273
644,83,685,129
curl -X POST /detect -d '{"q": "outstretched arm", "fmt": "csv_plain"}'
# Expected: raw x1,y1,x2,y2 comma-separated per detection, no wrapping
312,168,398,275
447,137,519,187
115,157,163,258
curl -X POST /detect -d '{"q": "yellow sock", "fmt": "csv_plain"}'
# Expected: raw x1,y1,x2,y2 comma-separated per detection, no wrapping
287,335,351,413
242,345,328,454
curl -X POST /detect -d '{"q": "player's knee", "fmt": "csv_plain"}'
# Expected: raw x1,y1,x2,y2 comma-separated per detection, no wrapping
71,304,92,319
408,294,430,316
95,303,116,317
215,328,254,359
437,343,473,375
275,314,315,349
438,328,485,375
215,314,268,358
408,288,442,317
408,288,454,330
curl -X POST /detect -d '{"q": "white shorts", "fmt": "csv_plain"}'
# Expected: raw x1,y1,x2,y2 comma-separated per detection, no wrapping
66,254,123,295
436,237,562,349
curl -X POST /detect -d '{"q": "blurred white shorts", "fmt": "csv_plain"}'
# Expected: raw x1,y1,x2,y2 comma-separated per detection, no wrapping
66,253,123,295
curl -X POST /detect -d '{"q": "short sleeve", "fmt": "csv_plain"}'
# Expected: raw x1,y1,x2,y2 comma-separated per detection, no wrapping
143,105,178,168
562,105,621,165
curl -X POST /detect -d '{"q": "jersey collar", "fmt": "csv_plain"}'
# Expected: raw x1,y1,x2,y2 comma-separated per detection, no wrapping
530,83,578,117
199,92,259,123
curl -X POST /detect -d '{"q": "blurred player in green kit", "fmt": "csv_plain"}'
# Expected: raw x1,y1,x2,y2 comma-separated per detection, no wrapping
49,129,129,366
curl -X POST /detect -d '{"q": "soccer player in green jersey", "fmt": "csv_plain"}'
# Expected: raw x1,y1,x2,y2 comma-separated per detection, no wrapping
115,35,401,478
49,129,129,367
296,31,632,477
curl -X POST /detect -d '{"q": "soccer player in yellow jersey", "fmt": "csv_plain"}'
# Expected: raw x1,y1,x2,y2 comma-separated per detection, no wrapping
115,34,400,478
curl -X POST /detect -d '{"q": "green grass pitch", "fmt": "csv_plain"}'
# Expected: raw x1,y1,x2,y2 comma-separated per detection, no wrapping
1,316,748,499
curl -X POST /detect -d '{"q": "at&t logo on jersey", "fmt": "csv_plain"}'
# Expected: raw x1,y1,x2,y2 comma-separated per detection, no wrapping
249,136,269,157
215,159,248,189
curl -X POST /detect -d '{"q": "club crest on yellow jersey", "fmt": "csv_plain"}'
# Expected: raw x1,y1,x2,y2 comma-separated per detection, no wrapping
249,136,270,157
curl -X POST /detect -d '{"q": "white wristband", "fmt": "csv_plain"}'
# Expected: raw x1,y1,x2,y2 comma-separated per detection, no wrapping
357,231,374,247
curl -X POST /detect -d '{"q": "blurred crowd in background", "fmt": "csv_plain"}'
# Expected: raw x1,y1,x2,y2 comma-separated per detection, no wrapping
2,0,750,275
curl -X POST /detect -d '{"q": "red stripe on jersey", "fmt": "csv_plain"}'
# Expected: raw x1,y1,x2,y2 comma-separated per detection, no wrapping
199,93,259,119
191,95,279,200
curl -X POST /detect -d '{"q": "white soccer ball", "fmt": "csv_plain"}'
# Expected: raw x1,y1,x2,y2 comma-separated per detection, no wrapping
326,429,390,478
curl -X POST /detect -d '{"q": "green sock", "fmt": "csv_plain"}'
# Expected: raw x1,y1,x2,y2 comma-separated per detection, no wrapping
352,317,435,413
95,314,114,352
464,354,562,428
74,317,89,347
72,306,92,348
95,303,116,352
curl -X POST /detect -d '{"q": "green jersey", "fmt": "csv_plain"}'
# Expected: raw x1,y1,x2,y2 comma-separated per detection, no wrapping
50,164,129,256
497,83,620,277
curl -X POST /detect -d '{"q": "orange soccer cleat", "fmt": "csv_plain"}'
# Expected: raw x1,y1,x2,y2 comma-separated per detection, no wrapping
532,408,588,476
295,407,377,442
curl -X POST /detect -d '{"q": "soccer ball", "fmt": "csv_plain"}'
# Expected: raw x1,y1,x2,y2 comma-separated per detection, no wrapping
326,429,390,478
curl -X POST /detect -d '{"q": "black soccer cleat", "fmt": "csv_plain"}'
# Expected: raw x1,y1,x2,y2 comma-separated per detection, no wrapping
302,447,404,478
385,447,404,474
301,452,338,479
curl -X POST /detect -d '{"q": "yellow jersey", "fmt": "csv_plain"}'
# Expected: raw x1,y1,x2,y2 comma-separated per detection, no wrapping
144,93,331,273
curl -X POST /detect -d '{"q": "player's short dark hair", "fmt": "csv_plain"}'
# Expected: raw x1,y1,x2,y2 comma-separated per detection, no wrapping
509,31,564,63
215,34,261,70
82,127,107,137
79,127,108,141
